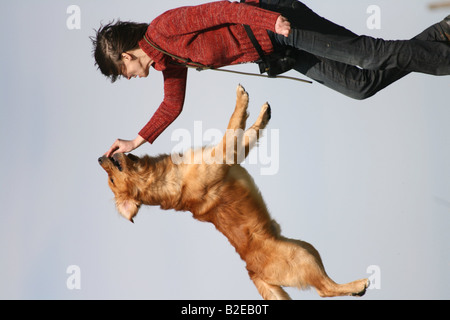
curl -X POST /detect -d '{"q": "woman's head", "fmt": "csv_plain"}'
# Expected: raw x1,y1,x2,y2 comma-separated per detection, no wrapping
91,20,149,82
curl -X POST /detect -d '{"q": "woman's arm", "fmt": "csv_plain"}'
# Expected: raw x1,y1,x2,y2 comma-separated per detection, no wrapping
138,64,188,144
156,1,282,36
104,65,188,156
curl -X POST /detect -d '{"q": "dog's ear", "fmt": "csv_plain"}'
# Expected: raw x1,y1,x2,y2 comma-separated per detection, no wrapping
116,199,141,223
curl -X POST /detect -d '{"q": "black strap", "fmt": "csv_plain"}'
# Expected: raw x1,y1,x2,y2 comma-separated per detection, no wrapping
243,25,266,62
143,34,210,71
240,0,268,71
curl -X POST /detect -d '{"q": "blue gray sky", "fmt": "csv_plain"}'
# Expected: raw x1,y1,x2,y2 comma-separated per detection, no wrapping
0,0,449,299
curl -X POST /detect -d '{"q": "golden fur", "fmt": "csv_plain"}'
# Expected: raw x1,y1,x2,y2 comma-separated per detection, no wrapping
99,85,369,299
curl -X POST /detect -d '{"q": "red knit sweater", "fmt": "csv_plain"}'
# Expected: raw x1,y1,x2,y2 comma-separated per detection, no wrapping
137,0,280,143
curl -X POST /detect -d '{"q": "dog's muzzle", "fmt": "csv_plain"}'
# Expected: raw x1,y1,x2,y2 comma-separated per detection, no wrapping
98,156,123,171
98,156,105,165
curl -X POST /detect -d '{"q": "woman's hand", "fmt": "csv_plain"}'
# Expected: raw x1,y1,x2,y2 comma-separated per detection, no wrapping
105,135,146,157
275,15,291,37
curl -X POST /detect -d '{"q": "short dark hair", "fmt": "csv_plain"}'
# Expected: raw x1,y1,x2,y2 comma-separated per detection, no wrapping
91,20,149,82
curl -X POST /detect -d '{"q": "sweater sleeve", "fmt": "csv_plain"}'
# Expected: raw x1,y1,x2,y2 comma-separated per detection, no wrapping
155,1,280,36
138,65,188,143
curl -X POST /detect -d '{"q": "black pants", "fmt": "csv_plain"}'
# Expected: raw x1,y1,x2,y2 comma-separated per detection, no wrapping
259,0,450,99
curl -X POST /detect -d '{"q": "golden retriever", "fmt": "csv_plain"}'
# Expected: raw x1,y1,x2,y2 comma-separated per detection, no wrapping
98,85,369,299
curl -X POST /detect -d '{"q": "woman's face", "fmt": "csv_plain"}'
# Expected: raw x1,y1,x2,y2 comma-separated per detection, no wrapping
120,52,151,80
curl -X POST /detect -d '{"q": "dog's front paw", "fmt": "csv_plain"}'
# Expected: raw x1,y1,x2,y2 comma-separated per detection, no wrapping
237,83,246,95
236,84,249,107
262,102,271,124
255,102,271,130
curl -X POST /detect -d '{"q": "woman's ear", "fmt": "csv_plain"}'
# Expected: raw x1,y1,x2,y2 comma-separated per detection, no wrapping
121,52,133,62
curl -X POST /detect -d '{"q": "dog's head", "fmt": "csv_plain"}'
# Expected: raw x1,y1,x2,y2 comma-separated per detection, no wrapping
98,153,142,223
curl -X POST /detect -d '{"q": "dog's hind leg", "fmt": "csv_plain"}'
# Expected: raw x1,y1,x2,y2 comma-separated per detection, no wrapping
251,276,291,300
271,239,369,298
291,242,369,297
313,277,370,298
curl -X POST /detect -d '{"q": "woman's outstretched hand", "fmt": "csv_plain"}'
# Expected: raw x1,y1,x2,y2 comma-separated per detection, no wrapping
105,135,146,157
275,15,291,37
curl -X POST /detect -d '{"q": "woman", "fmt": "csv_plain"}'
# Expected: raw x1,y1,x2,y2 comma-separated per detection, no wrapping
91,0,450,156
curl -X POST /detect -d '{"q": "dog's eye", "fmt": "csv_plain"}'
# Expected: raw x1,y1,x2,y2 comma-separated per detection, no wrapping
111,157,123,171
110,178,115,185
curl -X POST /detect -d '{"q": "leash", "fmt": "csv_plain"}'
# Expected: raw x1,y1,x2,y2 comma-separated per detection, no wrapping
142,34,312,84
